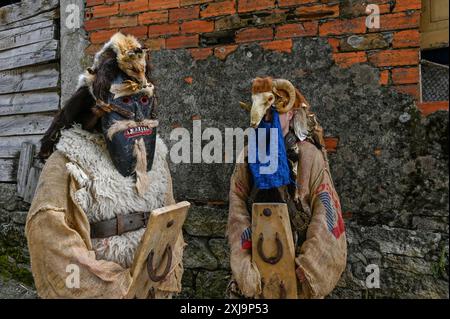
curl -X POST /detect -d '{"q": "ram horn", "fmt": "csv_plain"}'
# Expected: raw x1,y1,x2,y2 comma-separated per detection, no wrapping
273,79,296,113
239,101,252,112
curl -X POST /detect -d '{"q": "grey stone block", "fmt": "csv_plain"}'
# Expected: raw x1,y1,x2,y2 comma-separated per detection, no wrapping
183,206,227,237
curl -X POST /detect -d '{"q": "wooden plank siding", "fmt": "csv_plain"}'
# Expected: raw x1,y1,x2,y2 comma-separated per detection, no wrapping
0,39,59,72
0,91,59,116
0,113,54,138
0,135,42,158
0,10,59,32
0,2,60,183
0,64,59,95
0,0,59,27
0,20,55,51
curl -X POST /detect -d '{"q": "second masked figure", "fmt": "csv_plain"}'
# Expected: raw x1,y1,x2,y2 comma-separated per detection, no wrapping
227,77,347,299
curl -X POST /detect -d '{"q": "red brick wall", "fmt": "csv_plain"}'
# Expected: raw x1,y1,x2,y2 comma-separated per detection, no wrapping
84,0,423,104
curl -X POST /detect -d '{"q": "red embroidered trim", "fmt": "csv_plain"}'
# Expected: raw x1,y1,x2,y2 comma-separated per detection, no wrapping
241,240,252,250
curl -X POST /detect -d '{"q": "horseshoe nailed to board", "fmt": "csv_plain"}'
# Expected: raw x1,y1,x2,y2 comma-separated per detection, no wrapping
252,203,297,299
126,201,190,299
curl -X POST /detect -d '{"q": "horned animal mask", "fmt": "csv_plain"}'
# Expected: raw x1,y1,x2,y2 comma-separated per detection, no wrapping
239,77,325,147
240,77,308,128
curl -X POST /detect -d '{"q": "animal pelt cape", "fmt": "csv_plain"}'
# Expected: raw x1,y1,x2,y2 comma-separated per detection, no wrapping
39,33,155,159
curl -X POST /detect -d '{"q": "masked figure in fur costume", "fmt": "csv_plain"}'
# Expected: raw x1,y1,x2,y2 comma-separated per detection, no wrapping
227,77,347,299
25,33,184,299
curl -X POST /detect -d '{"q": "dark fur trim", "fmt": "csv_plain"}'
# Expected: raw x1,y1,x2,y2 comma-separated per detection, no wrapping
39,86,96,159
92,48,121,101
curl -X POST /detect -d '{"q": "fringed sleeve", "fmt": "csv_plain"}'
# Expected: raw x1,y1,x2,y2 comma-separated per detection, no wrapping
295,143,347,299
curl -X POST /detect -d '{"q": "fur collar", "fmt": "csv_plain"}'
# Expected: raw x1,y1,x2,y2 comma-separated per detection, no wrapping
56,126,169,268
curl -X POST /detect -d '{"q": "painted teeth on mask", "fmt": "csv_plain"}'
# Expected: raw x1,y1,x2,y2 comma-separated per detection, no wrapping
127,126,149,135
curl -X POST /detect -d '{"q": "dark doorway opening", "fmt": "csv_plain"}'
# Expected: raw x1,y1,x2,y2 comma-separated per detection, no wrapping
422,47,450,66
0,0,21,8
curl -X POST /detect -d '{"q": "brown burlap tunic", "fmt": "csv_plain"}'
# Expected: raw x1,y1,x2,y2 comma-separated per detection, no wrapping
227,140,347,299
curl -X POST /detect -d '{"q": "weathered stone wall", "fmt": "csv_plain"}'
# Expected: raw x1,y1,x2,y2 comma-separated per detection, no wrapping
0,184,34,294
150,38,448,298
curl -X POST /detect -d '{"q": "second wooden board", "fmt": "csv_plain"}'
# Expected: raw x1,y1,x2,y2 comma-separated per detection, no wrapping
252,203,297,299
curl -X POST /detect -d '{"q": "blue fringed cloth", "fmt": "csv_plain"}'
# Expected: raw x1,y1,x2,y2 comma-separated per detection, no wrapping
248,108,293,190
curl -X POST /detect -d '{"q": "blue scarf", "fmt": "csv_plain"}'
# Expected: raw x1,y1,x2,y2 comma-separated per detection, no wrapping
248,108,293,190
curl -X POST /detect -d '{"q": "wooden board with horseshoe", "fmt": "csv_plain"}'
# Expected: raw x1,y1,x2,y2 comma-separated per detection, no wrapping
252,203,297,299
125,201,190,299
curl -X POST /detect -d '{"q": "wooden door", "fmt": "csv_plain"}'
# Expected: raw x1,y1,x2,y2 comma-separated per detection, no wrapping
421,0,449,49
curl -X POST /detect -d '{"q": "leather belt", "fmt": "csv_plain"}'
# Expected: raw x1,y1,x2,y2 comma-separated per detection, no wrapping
90,211,150,239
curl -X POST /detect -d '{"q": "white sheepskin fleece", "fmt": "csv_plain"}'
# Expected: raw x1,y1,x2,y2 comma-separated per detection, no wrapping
56,126,169,268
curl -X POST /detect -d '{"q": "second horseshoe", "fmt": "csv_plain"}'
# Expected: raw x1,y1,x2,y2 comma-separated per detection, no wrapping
147,244,172,282
257,232,283,265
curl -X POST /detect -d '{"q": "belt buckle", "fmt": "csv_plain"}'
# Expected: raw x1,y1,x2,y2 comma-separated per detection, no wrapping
142,212,150,227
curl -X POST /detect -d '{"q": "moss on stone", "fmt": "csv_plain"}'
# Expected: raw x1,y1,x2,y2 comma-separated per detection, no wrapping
0,254,34,287
0,234,34,287
432,248,449,280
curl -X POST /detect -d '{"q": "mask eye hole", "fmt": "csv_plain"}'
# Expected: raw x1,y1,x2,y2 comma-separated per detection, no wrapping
140,96,149,105
122,97,132,104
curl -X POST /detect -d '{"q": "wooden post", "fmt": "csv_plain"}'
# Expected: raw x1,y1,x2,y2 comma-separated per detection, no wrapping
23,166,42,203
252,203,298,299
16,142,35,197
